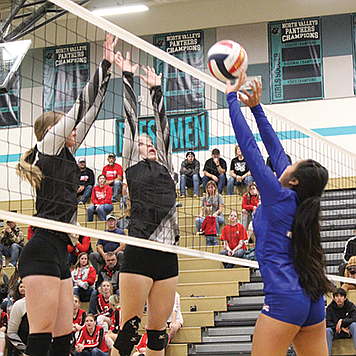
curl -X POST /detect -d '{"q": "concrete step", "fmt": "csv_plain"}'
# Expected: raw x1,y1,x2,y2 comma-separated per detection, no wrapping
227,295,264,311
203,326,255,337
215,310,260,326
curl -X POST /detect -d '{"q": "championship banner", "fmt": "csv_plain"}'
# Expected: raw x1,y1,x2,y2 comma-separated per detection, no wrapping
352,14,356,95
43,42,90,113
0,78,19,127
154,30,204,112
116,111,209,156
269,17,323,103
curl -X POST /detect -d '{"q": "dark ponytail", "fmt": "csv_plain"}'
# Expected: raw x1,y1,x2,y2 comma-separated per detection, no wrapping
291,159,334,300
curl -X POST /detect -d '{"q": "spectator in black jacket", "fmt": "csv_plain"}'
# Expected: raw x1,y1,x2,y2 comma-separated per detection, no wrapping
326,288,356,355
339,226,356,277
202,148,227,194
180,151,200,198
77,157,95,205
88,252,120,315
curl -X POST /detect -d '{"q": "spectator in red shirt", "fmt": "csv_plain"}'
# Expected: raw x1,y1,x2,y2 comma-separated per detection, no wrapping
68,234,93,267
87,175,113,222
219,211,248,268
102,153,123,203
241,182,259,230
197,206,217,246
75,313,108,356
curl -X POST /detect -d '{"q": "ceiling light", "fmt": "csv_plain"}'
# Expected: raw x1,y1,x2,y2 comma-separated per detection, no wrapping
92,5,149,16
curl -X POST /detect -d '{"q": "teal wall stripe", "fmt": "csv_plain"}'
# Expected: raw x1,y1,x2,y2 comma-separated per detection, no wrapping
2,127,355,163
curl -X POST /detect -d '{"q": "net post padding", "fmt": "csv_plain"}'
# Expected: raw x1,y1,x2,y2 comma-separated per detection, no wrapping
0,209,258,268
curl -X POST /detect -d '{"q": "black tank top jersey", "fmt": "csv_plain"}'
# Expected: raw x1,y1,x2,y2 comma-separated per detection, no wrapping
35,146,79,223
126,159,177,241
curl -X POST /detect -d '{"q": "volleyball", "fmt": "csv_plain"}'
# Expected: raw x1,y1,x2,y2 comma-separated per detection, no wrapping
207,40,248,82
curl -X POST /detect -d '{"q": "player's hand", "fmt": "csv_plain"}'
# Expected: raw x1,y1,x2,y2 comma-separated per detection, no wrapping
239,78,262,108
115,51,139,74
225,68,247,94
140,66,162,88
103,33,118,64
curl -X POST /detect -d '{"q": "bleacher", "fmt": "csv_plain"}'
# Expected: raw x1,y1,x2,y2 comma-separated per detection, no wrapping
1,183,356,356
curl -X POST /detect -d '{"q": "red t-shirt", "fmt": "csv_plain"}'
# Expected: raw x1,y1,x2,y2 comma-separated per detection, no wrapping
91,185,112,205
73,309,86,328
220,223,248,250
102,163,123,184
76,325,108,352
201,216,217,235
242,194,259,211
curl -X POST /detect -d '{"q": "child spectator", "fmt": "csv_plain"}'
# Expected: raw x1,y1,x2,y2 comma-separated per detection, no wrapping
326,287,356,355
241,182,259,230
68,233,93,267
167,292,183,341
7,281,25,319
75,314,108,356
72,252,96,302
198,205,218,246
87,174,113,222
219,211,248,268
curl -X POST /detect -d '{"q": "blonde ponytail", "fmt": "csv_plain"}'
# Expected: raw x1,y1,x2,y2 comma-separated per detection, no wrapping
15,111,64,190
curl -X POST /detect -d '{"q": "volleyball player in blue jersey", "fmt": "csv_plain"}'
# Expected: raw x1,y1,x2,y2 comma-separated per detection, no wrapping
226,69,334,356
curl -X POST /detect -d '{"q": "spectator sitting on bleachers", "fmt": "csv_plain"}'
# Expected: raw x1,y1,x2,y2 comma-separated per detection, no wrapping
7,281,25,316
167,292,183,342
102,152,123,203
227,144,253,195
73,294,87,336
89,215,125,273
195,180,225,233
241,182,260,230
0,220,24,268
179,151,201,198
0,306,6,356
339,225,356,278
97,294,121,351
7,296,28,356
0,264,9,307
87,174,113,222
75,313,108,356
89,254,120,315
219,211,248,268
326,287,356,355
202,148,227,194
197,205,218,246
89,281,113,317
72,252,96,302
68,233,93,268
77,157,95,205
71,295,87,355
342,256,356,293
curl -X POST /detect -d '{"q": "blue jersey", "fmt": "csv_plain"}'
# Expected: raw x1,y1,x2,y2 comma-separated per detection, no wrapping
227,92,303,295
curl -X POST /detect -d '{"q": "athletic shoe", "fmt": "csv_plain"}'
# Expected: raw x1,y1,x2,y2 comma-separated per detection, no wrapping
193,194,199,198
7,263,14,268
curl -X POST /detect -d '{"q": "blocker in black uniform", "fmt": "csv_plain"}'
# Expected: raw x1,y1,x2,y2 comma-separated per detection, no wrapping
113,54,179,356
15,34,118,356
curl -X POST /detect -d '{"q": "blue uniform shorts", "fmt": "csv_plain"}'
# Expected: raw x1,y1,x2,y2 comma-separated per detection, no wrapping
261,293,325,327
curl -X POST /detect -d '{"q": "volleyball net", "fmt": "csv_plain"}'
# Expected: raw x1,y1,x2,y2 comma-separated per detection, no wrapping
0,0,355,287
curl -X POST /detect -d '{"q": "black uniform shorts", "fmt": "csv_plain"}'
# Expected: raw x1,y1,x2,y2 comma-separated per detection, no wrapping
120,245,178,281
18,228,71,280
